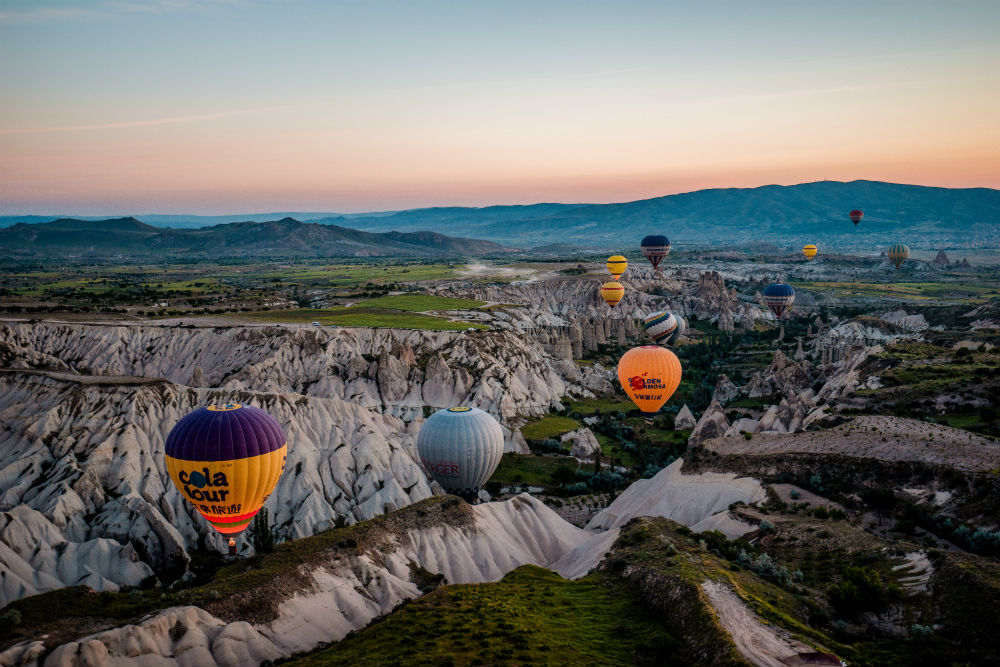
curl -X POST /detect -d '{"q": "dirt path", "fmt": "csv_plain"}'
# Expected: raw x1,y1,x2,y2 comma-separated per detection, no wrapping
701,580,813,667
704,414,1000,472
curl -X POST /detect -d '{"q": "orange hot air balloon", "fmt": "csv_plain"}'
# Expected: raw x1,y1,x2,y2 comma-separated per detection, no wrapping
617,346,682,414
601,281,625,308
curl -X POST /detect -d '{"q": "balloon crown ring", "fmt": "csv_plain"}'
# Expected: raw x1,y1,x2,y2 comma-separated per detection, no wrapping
448,406,472,412
207,403,243,412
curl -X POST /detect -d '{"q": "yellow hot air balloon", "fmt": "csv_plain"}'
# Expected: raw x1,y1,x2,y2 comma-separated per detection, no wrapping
606,255,628,280
617,346,682,414
803,244,818,260
600,281,625,308
165,404,287,535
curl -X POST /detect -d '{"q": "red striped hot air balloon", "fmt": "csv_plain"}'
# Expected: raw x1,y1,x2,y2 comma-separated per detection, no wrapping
601,281,625,308
165,404,287,535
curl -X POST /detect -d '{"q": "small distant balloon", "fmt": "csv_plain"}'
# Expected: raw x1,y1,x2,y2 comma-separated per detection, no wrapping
762,282,795,319
416,407,503,500
606,255,628,280
849,210,863,226
164,404,288,535
640,235,671,271
887,243,909,269
802,244,818,261
617,346,683,414
601,281,625,308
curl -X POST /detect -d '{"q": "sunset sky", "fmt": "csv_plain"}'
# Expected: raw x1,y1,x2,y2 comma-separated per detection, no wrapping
1,0,999,214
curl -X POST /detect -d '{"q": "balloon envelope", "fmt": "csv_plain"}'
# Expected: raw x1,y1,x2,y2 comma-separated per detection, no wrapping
803,244,818,260
849,210,863,225
606,255,628,280
618,346,683,414
640,235,671,270
165,404,287,535
887,243,909,269
643,311,678,345
417,407,503,499
601,281,625,308
762,282,795,318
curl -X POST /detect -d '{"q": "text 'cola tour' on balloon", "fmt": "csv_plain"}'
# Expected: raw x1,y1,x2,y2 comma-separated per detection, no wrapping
417,407,503,500
617,346,682,414
164,403,288,535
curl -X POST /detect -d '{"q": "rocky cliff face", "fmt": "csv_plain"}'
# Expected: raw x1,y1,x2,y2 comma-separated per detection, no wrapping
0,321,611,606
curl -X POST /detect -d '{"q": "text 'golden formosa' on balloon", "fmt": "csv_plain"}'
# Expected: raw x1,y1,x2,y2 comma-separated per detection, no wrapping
617,346,682,414
803,244,818,260
601,281,625,308
606,255,627,280
164,404,288,535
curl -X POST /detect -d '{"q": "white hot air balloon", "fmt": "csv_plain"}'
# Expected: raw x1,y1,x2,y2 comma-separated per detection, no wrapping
417,407,504,500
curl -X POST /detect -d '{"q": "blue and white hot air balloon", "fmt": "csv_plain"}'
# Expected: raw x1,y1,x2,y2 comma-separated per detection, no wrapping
417,407,504,500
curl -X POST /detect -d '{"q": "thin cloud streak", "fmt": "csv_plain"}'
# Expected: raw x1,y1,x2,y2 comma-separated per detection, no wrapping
0,103,309,135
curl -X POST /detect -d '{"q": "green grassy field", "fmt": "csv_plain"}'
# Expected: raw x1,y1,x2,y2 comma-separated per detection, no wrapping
519,415,581,440
561,396,635,416
793,280,1000,303
244,308,488,331
489,454,578,487
283,565,677,667
353,294,485,311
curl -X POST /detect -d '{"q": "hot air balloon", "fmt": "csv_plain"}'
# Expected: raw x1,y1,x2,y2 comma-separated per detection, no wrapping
887,243,909,269
617,346,682,414
601,281,625,308
640,235,671,271
669,314,688,344
849,210,863,226
165,404,287,535
417,407,503,500
762,282,795,319
803,244,818,261
606,255,627,280
643,311,678,345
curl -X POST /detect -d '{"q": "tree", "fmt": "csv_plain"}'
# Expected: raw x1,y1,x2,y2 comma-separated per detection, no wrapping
249,507,276,554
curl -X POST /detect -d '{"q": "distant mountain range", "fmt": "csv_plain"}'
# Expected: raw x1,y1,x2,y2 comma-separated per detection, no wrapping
3,180,999,249
315,180,1000,247
0,217,505,260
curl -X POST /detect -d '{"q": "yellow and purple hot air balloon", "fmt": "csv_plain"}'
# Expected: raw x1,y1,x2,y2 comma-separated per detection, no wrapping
165,403,287,535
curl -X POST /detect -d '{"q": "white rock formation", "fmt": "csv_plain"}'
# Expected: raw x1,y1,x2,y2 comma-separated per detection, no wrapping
586,459,766,536
674,404,697,430
0,495,591,667
688,399,730,445
560,428,601,459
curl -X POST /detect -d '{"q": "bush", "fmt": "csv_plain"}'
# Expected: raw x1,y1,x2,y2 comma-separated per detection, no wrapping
813,506,830,520
249,507,276,554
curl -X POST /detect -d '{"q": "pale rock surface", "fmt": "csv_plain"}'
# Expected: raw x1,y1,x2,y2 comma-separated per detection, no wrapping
688,399,730,445
0,495,590,667
712,374,739,406
674,404,697,430
587,459,766,532
724,418,760,438
560,428,601,459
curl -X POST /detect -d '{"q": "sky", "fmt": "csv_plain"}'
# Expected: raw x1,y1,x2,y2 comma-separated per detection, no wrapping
1,0,999,215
